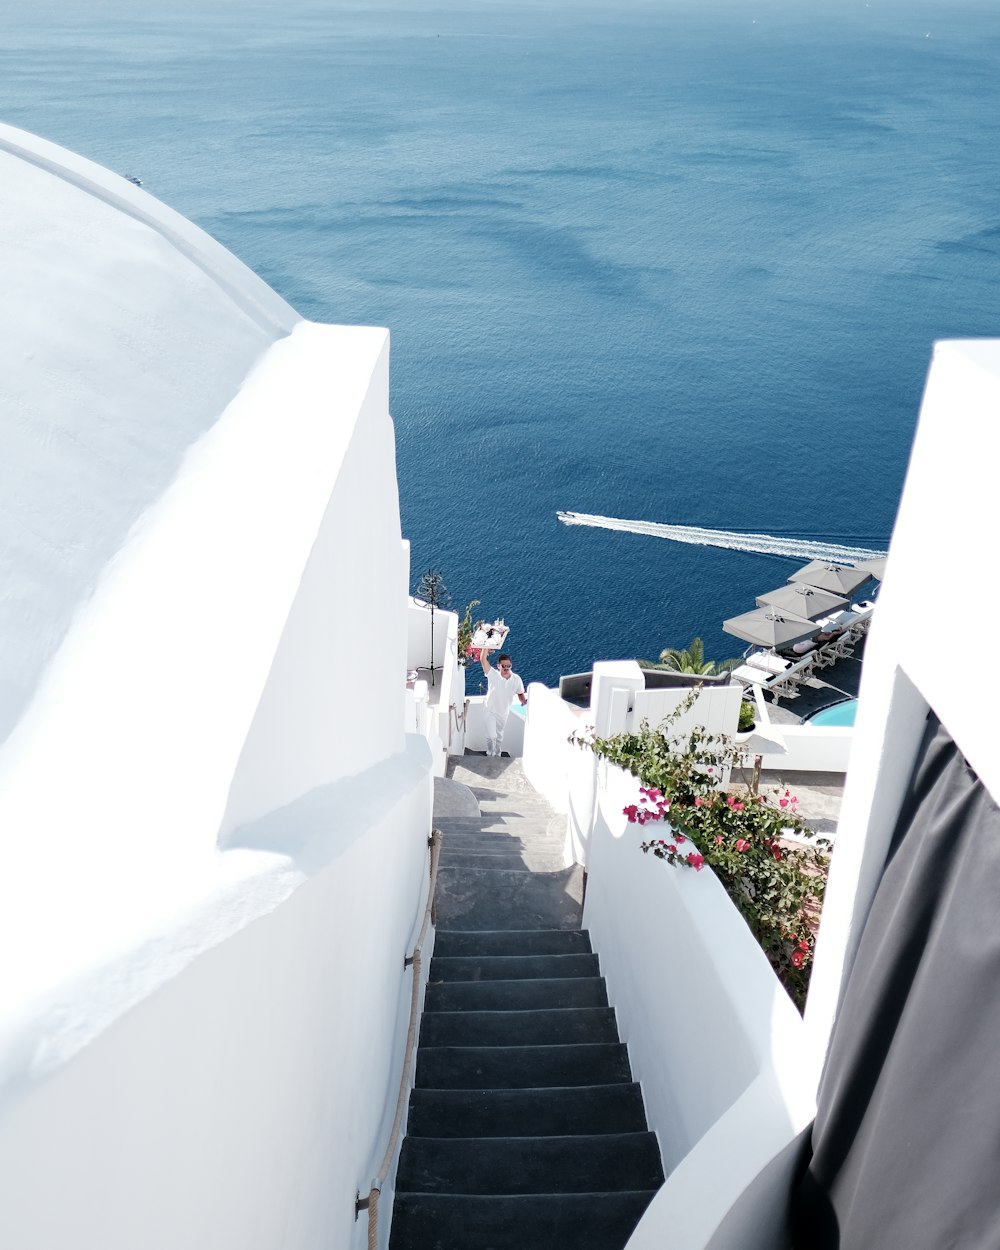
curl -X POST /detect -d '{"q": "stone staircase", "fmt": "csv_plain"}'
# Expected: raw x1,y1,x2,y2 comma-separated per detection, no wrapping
388,757,663,1250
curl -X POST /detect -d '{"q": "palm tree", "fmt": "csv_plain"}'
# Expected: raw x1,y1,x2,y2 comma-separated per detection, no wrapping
654,637,739,675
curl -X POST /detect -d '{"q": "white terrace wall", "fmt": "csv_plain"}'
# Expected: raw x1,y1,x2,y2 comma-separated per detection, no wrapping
804,338,1000,1091
757,723,854,774
0,322,434,1250
521,681,586,815
584,762,814,1250
625,339,1000,1248
521,661,815,1247
523,662,743,868
405,601,462,769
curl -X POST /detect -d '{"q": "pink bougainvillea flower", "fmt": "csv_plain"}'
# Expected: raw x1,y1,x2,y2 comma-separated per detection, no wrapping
623,805,638,821
735,838,750,852
791,950,805,968
665,843,677,854
714,835,724,845
674,833,686,844
798,939,810,952
779,797,789,809
772,845,783,861
687,852,705,871
694,796,704,807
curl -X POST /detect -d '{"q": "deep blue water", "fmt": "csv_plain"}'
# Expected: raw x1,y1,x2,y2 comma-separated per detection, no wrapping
4,0,1000,685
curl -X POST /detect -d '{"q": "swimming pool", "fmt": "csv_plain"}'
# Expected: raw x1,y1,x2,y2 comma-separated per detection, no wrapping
808,699,858,728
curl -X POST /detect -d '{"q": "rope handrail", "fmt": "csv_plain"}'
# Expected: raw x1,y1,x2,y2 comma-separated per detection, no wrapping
356,826,443,1249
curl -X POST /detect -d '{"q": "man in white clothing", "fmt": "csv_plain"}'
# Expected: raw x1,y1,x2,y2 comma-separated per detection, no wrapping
480,649,526,758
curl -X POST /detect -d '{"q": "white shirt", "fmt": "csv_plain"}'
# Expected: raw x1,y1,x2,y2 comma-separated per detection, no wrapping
486,667,524,718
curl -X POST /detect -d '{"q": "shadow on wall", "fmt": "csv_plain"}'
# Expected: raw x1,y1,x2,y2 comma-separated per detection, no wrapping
220,743,430,874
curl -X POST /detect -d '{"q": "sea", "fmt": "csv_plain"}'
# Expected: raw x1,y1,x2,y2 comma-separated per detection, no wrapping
4,0,1000,687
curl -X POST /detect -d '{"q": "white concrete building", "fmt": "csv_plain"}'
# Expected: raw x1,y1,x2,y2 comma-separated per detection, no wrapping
2,121,998,1249
0,124,433,1250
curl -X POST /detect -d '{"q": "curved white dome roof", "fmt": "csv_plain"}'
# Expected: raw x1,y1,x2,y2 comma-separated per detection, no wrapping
0,124,300,744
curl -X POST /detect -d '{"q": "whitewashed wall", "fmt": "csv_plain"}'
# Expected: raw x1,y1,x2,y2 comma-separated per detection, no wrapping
406,601,463,769
630,682,743,741
0,319,434,1249
521,665,817,1248
581,763,814,1250
521,681,587,814
628,339,1000,1248
405,598,456,675
804,339,1000,1076
755,724,854,774
0,743,432,1250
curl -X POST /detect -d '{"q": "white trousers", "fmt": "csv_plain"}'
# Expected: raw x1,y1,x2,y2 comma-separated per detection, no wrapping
485,709,509,757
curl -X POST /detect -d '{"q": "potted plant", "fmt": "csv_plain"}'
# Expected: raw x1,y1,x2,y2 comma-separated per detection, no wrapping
457,599,481,666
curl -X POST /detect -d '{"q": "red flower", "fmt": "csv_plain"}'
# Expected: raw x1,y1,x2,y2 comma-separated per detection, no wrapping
675,834,686,844
687,852,705,872
665,843,677,854
798,938,810,952
791,950,805,968
735,838,750,852
772,845,783,861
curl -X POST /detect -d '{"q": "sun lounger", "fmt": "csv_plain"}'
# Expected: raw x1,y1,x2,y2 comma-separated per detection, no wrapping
732,652,815,700
744,651,791,677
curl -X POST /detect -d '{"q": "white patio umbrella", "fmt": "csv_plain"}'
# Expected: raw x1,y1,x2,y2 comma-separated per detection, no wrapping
787,560,871,597
723,608,820,650
854,556,888,581
756,583,849,621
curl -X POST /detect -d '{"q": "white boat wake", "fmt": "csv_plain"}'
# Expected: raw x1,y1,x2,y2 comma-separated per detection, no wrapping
557,511,887,564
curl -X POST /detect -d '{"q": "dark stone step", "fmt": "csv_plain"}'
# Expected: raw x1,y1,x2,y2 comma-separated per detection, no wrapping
429,953,600,983
415,1043,632,1090
419,1007,619,1048
434,865,584,931
425,976,608,1014
436,815,553,830
475,807,558,825
389,1190,658,1250
438,849,566,871
397,1131,664,1196
407,1082,650,1139
437,831,564,849
433,929,592,957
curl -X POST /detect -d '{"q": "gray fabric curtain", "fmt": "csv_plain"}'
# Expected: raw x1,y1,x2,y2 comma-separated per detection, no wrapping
790,712,1000,1250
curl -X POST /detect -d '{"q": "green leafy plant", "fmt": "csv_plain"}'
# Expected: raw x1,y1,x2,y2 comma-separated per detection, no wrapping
457,599,481,665
573,706,831,1010
738,701,757,733
652,636,740,675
